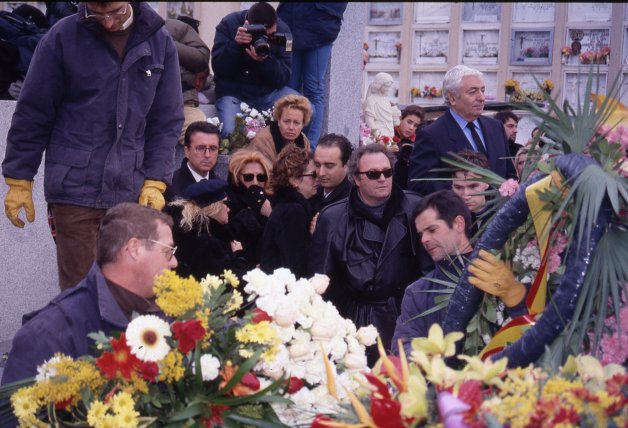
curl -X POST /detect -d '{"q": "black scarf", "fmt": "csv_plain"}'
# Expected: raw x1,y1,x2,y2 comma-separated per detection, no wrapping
269,121,306,155
349,183,405,230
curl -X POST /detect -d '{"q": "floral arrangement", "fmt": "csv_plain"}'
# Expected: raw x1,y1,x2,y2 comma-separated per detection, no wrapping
359,114,400,150
579,48,610,65
561,46,572,56
6,268,374,427
217,102,274,154
505,79,554,103
318,324,628,428
241,268,376,425
410,85,443,100
522,46,548,58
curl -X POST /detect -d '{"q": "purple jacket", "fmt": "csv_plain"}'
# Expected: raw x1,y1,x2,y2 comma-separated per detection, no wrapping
2,3,184,208
1,263,129,384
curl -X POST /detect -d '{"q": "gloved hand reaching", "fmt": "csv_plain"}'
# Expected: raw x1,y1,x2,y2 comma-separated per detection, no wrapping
467,249,526,308
4,177,35,228
138,179,167,211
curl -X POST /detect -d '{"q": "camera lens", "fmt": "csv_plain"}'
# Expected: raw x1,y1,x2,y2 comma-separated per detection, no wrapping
253,36,270,56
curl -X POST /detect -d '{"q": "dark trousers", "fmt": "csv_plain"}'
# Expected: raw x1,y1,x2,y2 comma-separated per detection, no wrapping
49,203,107,290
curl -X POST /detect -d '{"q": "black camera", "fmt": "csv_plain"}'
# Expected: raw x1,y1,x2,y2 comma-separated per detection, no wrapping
244,24,293,56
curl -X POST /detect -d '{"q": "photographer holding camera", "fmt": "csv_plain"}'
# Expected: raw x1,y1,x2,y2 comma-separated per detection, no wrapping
212,2,299,139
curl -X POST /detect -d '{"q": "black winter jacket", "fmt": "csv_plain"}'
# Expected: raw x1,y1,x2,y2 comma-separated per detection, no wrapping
259,186,314,278
211,10,292,99
308,185,426,358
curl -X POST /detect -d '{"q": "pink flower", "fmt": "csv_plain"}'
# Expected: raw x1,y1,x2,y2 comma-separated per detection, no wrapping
499,179,519,197
589,306,628,365
547,232,568,274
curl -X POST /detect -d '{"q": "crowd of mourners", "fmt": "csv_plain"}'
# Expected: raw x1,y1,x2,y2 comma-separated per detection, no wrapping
1,1,544,385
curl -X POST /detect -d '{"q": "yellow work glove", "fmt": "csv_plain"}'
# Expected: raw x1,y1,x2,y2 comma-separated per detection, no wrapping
138,179,167,211
4,177,35,228
467,249,526,308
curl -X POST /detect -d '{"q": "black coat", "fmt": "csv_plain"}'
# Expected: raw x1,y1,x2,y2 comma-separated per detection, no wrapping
309,176,351,213
259,186,314,278
277,3,347,50
408,110,517,196
211,10,292,99
165,158,216,202
165,204,251,282
226,184,269,265
308,185,428,359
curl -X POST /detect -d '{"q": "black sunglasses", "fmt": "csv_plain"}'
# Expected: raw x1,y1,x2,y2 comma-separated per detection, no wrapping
241,173,268,182
356,168,393,180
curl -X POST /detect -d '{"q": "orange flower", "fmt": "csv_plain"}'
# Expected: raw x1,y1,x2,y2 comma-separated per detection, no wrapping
219,362,261,396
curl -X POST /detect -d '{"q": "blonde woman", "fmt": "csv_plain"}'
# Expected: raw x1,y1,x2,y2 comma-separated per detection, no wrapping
164,179,251,281
226,148,273,265
249,94,312,163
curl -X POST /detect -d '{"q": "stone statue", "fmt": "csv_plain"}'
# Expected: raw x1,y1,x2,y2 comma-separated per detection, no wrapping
364,72,401,138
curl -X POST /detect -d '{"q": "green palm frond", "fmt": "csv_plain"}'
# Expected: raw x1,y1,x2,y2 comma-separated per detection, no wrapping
521,67,623,156
565,229,628,357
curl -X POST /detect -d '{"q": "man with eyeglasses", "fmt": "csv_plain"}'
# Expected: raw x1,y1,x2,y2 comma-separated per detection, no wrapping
2,2,184,290
2,203,178,384
166,121,221,201
309,143,430,365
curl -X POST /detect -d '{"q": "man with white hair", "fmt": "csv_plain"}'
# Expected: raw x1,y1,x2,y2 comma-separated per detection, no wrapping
407,65,516,196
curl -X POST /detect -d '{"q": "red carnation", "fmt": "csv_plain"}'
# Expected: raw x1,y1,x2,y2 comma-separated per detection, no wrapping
172,319,206,354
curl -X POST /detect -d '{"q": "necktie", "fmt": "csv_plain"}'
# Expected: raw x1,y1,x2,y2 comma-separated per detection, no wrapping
466,121,487,156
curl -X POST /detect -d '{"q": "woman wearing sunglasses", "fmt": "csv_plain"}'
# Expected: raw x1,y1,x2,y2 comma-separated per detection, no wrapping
249,94,312,163
226,148,274,265
164,178,252,282
259,145,317,277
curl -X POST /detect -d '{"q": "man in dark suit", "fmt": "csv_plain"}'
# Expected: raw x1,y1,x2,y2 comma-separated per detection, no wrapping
165,121,219,201
407,65,517,196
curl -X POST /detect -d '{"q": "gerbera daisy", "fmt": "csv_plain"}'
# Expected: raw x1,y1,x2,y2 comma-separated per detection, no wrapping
125,315,171,362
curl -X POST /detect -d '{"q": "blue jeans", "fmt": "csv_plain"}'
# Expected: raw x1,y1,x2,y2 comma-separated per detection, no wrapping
216,86,300,138
289,43,333,149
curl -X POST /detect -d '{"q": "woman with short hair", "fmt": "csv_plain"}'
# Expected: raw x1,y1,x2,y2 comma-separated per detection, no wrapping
226,148,274,265
249,94,312,163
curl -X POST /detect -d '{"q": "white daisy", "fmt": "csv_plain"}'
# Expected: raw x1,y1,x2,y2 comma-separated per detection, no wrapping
125,315,171,361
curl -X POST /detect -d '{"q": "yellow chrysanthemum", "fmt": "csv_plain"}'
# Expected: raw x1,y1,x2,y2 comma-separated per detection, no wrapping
222,269,240,287
111,391,135,414
87,400,110,426
114,406,140,428
93,414,118,428
154,270,203,317
11,387,41,420
224,290,243,314
235,321,279,345
200,274,222,294
160,350,185,382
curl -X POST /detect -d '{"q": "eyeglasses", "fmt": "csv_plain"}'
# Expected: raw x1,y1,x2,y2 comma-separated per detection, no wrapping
192,145,220,154
240,173,268,183
300,172,317,179
356,168,393,180
85,3,128,21
146,239,177,261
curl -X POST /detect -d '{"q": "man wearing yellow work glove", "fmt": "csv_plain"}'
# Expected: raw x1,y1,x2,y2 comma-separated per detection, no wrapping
4,177,35,228
138,179,167,211
467,249,526,307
